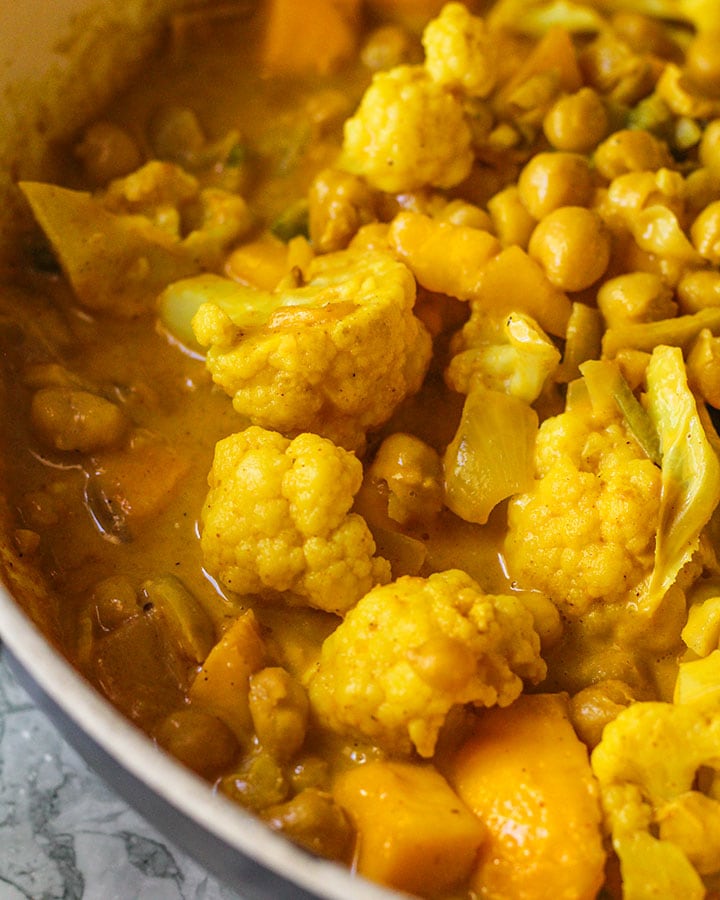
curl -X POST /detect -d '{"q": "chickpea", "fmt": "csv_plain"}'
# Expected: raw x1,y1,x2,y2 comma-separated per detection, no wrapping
543,88,609,153
685,30,720,99
74,121,142,186
610,12,681,60
676,269,720,313
220,751,289,811
308,168,377,253
92,575,140,631
361,24,420,71
154,708,240,779
513,590,563,651
518,152,595,220
368,433,443,526
528,206,610,292
249,667,309,762
597,272,677,328
487,185,537,248
436,199,493,231
700,120,720,171
263,788,353,861
685,167,720,219
691,200,720,264
290,756,331,793
148,104,205,164
594,128,673,181
31,387,129,452
569,680,636,749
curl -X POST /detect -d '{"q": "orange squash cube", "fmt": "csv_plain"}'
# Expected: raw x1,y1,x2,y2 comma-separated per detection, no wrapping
334,760,486,896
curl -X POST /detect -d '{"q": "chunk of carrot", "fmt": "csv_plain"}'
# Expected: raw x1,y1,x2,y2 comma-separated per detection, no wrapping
442,693,606,900
260,0,361,75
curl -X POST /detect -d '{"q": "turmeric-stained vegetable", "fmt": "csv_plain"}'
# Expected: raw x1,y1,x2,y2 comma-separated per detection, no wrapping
188,609,266,739
446,310,561,403
153,708,240,779
248,666,310,762
644,345,720,611
602,306,720,358
140,575,215,665
494,25,582,102
592,701,720,900
333,760,486,896
263,789,353,861
340,65,473,192
580,359,661,465
188,248,432,450
260,0,361,75
88,432,190,527
224,234,290,290
200,427,390,614
308,569,545,757
19,181,200,316
674,650,720,709
471,245,572,337
504,386,662,617
388,210,500,301
31,388,129,453
443,387,537,525
557,302,603,382
367,433,444,526
443,693,605,900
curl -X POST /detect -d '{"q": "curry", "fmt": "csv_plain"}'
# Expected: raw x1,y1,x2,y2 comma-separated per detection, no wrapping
3,0,720,897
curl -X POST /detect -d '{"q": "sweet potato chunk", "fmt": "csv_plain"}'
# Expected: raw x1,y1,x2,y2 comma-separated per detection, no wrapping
444,693,605,900
188,609,267,739
261,0,361,75
333,760,486,896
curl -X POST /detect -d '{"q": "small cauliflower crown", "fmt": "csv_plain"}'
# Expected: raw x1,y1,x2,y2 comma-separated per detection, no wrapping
200,426,391,615
339,65,473,193
307,569,546,758
422,1,497,98
504,405,662,617
190,248,432,451
591,701,720,899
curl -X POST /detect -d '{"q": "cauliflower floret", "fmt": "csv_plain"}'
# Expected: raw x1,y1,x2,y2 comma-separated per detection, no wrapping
422,2,496,98
506,345,720,619
201,426,390,615
504,403,662,617
308,569,546,757
445,310,561,403
102,160,253,269
591,701,720,898
340,65,473,193
189,248,432,451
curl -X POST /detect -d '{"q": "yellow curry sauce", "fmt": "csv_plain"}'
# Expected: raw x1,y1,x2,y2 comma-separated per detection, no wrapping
4,0,720,897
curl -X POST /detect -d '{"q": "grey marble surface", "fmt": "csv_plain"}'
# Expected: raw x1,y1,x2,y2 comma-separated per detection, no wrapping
0,646,244,900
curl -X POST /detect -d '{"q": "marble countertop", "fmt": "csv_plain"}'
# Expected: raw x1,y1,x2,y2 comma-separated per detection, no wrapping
0,645,244,900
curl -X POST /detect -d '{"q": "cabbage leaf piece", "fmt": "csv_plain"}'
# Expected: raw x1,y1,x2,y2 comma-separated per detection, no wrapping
19,182,200,316
644,345,720,611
